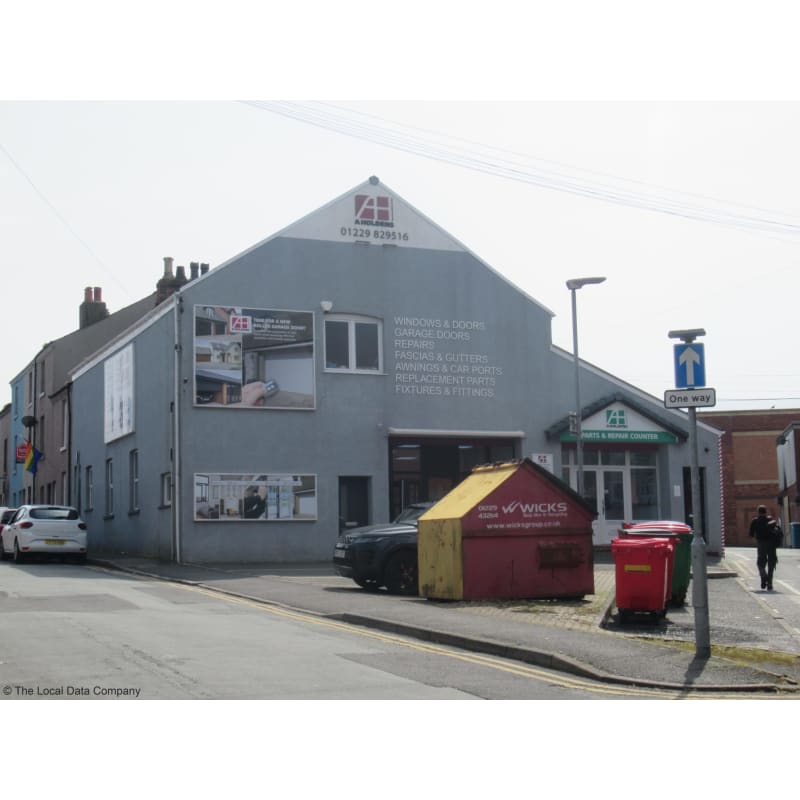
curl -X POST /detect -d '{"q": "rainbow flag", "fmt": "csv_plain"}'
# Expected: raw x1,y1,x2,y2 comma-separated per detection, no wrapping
24,444,42,474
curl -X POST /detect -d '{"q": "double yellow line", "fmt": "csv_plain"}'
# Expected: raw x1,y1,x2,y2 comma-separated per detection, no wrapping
97,566,789,699
155,579,711,698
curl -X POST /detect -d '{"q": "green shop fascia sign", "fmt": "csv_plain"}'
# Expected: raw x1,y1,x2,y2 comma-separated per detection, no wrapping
560,430,678,444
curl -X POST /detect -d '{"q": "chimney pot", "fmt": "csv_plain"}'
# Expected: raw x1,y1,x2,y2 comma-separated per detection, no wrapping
84,287,93,303
93,287,102,302
200,263,209,275
176,265,187,283
163,256,174,277
190,262,199,280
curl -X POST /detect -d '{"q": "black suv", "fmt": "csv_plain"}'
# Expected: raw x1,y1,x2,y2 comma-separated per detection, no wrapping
332,503,434,595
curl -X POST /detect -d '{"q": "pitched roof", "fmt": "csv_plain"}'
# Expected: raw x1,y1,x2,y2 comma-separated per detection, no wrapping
20,292,158,394
545,390,689,442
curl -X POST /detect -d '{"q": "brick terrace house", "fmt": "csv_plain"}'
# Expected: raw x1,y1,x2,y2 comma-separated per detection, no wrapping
699,409,800,547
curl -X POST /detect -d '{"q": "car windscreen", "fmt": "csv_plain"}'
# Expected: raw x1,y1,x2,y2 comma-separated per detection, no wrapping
30,507,79,521
1,510,16,523
393,504,431,523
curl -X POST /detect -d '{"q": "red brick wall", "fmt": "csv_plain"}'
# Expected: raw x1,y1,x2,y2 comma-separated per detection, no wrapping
699,410,800,547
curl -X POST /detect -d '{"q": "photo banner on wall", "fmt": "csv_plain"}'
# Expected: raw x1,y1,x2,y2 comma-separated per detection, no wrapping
193,306,315,409
194,474,317,522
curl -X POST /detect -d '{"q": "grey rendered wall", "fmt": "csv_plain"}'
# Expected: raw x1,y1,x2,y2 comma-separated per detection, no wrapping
72,310,175,559
174,237,557,562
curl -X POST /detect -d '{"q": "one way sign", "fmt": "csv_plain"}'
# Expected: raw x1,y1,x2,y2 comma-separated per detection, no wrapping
674,343,706,388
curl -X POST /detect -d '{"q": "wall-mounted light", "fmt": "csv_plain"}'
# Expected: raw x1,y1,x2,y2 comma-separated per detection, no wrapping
320,301,333,313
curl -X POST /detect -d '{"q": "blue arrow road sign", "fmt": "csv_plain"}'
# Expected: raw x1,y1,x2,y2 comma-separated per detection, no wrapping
674,343,706,388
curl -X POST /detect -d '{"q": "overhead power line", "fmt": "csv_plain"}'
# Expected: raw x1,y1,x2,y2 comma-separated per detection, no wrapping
0,140,133,298
242,100,800,240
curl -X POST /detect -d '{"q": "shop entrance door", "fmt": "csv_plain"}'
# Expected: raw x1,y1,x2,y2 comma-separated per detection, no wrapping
338,476,370,534
584,469,625,545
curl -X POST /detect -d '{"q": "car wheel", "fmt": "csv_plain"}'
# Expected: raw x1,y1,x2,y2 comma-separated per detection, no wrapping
13,540,25,564
383,550,418,596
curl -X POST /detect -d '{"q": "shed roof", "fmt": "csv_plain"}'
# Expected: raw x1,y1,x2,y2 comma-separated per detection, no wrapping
420,458,596,521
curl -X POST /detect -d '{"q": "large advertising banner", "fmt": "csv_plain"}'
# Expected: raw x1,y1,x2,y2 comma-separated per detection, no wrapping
194,473,317,522
104,344,134,443
194,306,315,409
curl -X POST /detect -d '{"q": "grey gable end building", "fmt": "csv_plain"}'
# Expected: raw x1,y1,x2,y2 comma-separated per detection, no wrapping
69,177,723,563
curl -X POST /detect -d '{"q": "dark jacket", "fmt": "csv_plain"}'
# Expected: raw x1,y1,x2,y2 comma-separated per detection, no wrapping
749,514,780,542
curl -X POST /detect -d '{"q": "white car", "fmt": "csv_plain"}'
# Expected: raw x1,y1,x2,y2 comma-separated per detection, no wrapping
0,505,88,563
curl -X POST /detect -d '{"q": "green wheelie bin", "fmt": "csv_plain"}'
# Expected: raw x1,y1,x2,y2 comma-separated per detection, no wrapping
620,521,693,606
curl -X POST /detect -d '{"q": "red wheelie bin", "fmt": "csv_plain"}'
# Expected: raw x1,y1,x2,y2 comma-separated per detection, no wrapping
611,536,675,623
620,521,692,606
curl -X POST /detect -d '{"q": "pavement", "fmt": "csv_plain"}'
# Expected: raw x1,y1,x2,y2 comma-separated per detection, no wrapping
88,550,800,695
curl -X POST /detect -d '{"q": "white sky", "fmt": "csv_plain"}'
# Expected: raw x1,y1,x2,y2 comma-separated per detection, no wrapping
3,98,799,412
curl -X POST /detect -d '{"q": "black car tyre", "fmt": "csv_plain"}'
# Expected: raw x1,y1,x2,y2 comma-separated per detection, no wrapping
13,540,25,564
383,550,418,596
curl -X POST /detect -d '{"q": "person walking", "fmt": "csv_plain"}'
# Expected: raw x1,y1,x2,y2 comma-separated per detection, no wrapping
748,505,781,590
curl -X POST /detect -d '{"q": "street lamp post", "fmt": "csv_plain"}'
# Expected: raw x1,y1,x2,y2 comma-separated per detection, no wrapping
566,277,606,497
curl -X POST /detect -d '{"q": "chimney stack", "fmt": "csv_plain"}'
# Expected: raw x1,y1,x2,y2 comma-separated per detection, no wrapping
156,256,182,305
79,285,109,329
155,256,208,306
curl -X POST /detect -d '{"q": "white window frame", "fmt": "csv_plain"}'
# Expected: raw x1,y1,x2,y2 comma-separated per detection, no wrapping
324,314,383,374
129,449,139,513
105,458,114,516
161,472,173,507
561,448,660,522
61,397,68,451
85,465,94,511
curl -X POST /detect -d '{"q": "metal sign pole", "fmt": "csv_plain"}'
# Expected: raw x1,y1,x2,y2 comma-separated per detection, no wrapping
668,327,711,659
688,406,710,657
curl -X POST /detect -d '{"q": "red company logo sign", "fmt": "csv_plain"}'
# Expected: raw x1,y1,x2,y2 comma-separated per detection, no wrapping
229,315,252,333
354,195,394,227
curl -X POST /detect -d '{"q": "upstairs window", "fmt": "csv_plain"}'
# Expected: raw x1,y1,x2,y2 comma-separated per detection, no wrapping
161,472,173,507
85,465,94,511
324,315,382,373
61,398,68,450
129,450,139,513
105,459,114,517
